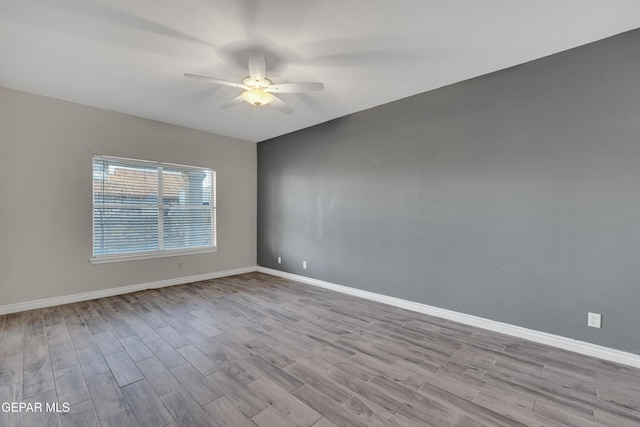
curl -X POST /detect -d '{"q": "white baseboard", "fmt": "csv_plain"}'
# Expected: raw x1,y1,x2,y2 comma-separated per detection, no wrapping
0,266,258,315
257,266,640,369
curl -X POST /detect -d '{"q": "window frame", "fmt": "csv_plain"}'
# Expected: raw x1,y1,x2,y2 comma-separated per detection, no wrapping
90,155,216,264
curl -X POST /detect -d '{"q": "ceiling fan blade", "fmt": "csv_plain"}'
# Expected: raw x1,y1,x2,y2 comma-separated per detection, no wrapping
184,73,248,89
269,95,293,114
220,95,245,109
248,52,266,83
265,82,324,93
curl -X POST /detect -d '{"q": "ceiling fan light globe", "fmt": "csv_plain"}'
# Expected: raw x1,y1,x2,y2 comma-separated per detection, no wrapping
241,88,274,106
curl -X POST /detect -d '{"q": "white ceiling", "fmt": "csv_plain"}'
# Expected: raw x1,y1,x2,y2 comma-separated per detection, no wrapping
2,1,640,143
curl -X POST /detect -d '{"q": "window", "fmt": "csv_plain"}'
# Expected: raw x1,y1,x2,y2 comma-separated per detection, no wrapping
92,155,215,262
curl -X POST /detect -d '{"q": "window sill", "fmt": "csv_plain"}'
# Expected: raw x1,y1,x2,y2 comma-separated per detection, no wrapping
90,247,217,264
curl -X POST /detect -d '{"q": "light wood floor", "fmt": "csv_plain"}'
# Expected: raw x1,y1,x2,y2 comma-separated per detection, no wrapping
2,272,640,427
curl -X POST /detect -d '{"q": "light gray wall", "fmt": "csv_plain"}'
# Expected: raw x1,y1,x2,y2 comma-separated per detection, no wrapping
0,87,256,307
258,29,640,353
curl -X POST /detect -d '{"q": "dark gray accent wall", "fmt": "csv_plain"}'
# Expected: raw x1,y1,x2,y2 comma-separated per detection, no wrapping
258,29,640,353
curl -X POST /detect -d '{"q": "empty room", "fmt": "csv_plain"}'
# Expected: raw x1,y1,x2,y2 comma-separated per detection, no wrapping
3,1,640,426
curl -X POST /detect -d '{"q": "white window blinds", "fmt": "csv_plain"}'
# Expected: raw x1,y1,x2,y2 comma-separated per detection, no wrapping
92,156,215,260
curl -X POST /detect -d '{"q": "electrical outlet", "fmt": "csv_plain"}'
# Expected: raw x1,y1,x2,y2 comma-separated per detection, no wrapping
303,261,307,269
277,256,281,264
588,312,601,328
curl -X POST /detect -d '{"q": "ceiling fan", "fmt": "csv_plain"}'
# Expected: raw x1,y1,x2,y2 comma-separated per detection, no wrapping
184,52,324,114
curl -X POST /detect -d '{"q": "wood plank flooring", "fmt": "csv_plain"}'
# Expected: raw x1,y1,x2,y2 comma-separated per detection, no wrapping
2,272,640,426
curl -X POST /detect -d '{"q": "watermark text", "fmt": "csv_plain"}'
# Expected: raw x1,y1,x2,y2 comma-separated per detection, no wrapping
1,402,70,413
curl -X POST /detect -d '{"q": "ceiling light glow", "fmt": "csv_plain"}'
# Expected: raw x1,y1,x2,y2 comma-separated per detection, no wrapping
242,88,274,106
